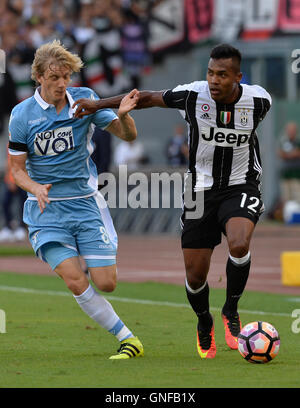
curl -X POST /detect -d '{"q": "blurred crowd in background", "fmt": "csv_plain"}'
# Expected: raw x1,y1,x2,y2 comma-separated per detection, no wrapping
0,0,188,241
1,0,300,239
0,0,159,109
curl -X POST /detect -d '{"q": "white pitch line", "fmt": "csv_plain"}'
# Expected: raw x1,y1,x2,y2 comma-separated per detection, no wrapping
0,285,292,317
286,297,300,303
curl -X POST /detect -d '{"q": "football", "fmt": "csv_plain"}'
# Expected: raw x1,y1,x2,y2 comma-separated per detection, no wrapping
237,321,280,363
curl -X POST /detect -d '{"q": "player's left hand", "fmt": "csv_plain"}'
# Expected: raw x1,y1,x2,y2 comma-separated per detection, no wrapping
118,89,140,118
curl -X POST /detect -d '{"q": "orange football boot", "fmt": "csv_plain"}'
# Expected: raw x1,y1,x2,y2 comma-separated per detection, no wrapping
196,323,216,359
221,311,242,350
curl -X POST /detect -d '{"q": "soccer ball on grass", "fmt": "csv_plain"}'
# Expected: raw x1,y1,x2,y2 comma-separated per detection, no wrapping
237,321,280,363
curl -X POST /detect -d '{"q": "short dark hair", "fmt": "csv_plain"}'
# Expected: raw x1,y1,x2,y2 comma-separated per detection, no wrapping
210,44,241,69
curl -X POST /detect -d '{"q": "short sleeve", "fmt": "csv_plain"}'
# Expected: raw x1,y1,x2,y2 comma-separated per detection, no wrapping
162,82,200,110
89,89,118,129
8,109,28,154
252,85,272,107
252,85,272,122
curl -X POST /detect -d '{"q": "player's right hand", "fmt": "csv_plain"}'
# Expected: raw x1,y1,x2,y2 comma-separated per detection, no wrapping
33,183,52,213
72,98,98,118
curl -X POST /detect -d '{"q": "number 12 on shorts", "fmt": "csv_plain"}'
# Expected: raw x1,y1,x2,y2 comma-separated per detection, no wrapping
240,192,260,213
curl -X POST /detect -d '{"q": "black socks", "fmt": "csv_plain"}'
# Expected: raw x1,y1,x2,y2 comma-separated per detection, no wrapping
185,252,251,329
185,280,213,331
222,253,251,316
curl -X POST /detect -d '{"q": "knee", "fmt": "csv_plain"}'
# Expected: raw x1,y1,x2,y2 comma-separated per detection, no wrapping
100,280,117,293
66,276,89,296
89,265,118,293
97,275,117,293
186,274,206,291
185,260,209,290
228,238,249,258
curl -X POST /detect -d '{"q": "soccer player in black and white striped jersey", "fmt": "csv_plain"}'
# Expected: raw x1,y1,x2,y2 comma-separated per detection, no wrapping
73,44,272,359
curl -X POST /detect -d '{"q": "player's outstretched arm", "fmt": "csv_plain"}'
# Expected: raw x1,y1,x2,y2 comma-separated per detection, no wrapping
10,153,52,213
106,89,139,141
72,90,166,118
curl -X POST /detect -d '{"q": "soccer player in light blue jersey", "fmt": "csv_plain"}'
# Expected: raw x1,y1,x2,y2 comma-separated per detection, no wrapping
8,40,143,360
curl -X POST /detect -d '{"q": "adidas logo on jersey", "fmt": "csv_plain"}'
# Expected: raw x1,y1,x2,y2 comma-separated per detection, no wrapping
200,127,251,147
200,112,211,120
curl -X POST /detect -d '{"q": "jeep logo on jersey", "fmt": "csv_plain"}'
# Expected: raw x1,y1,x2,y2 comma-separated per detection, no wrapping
200,127,251,147
34,127,74,156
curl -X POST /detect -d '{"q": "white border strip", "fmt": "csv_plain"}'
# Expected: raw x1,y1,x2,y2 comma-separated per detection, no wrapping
0,285,292,317
26,192,97,201
83,255,116,260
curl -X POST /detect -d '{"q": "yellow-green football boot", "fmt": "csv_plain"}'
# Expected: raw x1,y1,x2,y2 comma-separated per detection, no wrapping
109,337,144,360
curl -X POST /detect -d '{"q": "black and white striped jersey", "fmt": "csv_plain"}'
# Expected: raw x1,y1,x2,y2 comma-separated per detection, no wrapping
163,81,271,191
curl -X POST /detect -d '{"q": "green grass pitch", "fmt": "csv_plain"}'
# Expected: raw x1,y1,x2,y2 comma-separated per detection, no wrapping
0,271,299,388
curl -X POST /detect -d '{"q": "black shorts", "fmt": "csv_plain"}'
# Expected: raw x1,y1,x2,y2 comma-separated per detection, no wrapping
181,184,264,249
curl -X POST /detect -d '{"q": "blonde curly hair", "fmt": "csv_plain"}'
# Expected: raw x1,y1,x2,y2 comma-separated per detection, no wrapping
31,39,84,84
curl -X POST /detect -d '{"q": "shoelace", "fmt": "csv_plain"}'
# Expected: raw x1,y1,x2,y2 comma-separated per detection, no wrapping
226,314,241,337
198,330,212,350
116,342,140,356
117,343,129,353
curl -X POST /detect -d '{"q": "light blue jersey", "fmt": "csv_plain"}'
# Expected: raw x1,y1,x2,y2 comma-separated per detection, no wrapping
8,86,117,198
8,87,118,268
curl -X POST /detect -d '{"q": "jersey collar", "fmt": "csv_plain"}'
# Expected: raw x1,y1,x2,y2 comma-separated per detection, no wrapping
208,83,243,106
215,84,243,107
34,87,76,118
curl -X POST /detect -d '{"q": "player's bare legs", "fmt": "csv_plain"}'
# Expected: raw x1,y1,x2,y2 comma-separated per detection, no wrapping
183,248,216,358
54,257,143,358
222,217,255,349
55,258,118,294
89,265,117,293
55,256,89,295
183,248,213,289
226,217,255,258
